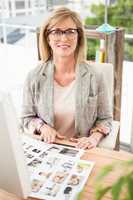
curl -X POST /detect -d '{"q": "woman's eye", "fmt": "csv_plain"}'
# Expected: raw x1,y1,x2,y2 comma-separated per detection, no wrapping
53,30,61,35
66,31,72,34
66,30,77,35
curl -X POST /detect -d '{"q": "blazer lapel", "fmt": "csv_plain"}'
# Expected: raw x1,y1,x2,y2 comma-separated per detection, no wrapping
38,61,54,127
75,63,91,136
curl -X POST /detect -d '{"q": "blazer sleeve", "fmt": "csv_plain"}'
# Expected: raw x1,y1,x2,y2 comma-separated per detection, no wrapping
93,71,113,134
20,71,45,134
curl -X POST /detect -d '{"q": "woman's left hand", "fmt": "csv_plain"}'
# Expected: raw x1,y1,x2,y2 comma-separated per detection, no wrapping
70,132,103,149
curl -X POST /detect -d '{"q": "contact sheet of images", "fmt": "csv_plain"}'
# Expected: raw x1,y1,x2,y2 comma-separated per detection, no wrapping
21,135,94,200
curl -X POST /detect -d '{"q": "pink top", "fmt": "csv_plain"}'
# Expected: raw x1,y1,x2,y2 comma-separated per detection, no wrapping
54,80,76,138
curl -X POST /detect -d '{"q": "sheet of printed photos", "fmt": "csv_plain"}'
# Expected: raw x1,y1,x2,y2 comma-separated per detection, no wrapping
21,135,94,200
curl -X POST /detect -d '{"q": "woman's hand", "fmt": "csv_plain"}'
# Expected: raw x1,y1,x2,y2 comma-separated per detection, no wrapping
39,124,65,143
70,132,103,149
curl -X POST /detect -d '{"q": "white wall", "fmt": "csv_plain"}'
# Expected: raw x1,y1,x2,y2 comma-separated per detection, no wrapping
120,61,133,144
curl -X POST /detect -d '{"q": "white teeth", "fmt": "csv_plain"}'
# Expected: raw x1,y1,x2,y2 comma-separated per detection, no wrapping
57,44,70,47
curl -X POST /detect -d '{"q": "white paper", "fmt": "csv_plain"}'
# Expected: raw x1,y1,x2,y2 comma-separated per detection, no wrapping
21,134,94,200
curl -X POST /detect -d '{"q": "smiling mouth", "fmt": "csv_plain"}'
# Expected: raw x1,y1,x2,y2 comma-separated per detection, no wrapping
57,44,70,48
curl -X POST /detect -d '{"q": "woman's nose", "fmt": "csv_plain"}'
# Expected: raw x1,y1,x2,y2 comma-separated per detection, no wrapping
60,33,68,41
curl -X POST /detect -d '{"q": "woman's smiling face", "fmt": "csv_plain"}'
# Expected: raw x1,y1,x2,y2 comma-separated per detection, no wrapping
48,17,78,58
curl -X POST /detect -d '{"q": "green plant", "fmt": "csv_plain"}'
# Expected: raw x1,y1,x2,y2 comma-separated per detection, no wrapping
86,38,99,61
84,0,133,61
95,159,133,200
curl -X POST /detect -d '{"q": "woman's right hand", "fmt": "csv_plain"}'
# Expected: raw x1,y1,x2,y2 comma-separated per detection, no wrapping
39,124,65,143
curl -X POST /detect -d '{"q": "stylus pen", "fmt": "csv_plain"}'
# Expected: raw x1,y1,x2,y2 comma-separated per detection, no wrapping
53,142,75,148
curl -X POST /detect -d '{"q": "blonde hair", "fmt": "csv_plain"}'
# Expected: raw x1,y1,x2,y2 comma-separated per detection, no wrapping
39,7,86,63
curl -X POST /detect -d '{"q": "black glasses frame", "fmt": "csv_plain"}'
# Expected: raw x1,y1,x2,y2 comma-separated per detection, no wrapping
47,28,79,37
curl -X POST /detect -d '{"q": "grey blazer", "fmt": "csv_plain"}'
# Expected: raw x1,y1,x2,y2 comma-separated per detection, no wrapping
21,60,112,137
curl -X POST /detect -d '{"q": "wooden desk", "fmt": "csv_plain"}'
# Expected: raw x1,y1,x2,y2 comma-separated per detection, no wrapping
0,140,133,200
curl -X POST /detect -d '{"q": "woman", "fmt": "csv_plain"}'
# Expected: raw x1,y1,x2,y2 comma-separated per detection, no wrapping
21,7,112,149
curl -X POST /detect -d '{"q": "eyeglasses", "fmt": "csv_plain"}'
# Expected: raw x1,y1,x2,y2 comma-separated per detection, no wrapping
47,28,78,40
